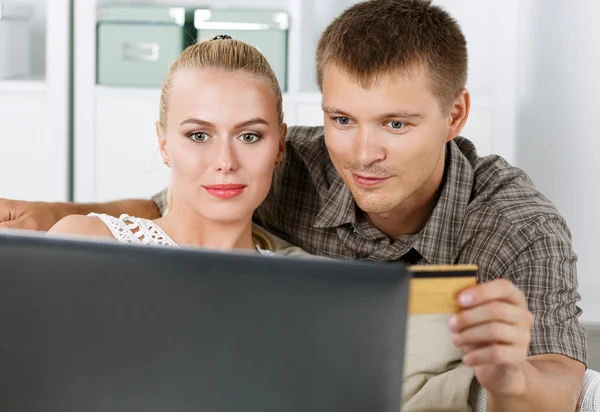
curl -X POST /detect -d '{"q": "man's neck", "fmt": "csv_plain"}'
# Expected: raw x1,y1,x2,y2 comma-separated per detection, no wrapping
154,205,256,251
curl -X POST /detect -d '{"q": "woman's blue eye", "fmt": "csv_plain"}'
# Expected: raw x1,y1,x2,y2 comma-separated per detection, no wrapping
240,133,261,144
189,132,209,143
336,117,351,125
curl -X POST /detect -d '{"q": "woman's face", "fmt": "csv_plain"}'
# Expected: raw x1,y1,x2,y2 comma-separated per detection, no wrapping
158,68,285,223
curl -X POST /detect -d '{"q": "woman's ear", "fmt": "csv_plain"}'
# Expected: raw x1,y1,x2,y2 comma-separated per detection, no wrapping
156,122,170,167
276,123,287,165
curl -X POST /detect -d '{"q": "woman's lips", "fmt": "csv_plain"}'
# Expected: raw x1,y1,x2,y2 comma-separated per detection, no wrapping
203,184,247,199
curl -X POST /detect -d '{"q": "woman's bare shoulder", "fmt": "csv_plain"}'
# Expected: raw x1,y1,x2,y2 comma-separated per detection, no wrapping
47,214,113,239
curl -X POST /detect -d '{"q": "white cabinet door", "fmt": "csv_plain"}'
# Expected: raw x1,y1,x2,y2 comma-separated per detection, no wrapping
95,88,170,202
0,90,67,201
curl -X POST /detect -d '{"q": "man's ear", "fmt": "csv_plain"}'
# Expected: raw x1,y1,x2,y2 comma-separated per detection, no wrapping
445,88,471,142
156,122,170,167
276,123,287,165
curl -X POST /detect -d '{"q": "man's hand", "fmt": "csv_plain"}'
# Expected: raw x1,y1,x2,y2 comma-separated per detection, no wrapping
0,198,162,231
0,198,69,231
448,278,534,396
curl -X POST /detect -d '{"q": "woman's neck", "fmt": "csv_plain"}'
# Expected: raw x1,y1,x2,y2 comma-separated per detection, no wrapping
153,206,256,251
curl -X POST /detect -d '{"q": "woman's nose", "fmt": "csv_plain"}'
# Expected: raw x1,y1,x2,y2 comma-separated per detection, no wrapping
215,139,238,172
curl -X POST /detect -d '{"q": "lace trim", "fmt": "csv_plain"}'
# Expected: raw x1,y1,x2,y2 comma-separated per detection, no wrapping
89,213,272,255
89,213,177,247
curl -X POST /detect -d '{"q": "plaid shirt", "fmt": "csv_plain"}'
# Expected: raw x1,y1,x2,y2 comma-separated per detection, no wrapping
153,125,587,364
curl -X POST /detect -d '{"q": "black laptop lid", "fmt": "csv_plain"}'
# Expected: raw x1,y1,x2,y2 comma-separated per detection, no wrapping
0,231,410,412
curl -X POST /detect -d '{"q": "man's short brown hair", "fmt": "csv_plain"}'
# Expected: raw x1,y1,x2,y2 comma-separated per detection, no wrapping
316,0,468,111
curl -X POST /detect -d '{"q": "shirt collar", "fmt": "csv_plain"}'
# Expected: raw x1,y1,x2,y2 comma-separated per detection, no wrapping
411,141,474,265
312,140,474,264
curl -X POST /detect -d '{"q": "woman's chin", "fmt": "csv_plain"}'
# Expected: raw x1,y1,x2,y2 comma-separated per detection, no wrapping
194,209,254,224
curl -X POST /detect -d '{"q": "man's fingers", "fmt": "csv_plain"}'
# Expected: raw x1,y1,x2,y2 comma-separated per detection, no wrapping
0,221,15,229
0,217,41,231
461,343,528,366
449,301,525,332
458,278,527,309
452,322,527,347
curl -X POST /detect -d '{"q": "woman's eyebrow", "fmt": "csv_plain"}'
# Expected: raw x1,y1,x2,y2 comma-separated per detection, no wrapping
180,118,214,127
234,117,270,128
179,117,269,128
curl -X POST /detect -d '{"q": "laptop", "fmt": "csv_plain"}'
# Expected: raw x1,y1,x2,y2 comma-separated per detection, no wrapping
0,229,411,412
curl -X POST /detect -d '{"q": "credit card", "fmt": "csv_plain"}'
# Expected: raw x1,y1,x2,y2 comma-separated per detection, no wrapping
407,264,478,314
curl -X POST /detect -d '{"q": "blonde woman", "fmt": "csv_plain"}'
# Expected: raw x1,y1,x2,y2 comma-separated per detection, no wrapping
48,36,306,257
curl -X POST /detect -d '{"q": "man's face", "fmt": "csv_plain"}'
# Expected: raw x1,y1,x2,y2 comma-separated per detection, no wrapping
322,66,462,218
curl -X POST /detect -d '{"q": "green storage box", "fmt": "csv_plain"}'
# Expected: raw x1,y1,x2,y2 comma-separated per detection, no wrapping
96,4,196,87
194,8,289,91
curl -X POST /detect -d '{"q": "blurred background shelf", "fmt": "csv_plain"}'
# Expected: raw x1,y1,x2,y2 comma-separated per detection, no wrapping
0,0,70,202
0,0,47,80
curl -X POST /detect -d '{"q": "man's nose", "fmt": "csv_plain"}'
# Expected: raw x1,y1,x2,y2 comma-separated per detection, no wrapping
354,127,386,166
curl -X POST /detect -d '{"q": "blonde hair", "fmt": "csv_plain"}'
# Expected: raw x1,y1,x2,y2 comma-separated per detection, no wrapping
159,37,285,214
158,37,284,131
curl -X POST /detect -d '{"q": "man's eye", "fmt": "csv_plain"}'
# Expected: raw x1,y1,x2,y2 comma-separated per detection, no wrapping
389,121,406,129
240,133,261,144
336,117,351,125
189,132,209,143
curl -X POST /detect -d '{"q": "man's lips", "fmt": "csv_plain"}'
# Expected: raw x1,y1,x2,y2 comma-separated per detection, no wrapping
352,174,389,187
203,184,247,199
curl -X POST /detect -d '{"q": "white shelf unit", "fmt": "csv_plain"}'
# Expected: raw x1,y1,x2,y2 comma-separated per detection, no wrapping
0,0,71,202
0,76,46,93
73,0,520,203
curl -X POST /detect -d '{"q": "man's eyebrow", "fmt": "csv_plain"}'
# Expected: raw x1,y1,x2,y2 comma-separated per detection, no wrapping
379,111,424,120
322,106,424,119
321,106,353,117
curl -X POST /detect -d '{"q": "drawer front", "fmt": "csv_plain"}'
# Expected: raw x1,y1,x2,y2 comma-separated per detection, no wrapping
97,24,186,87
198,29,288,91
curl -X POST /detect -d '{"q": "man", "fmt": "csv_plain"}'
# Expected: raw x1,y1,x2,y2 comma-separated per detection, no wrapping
0,0,586,410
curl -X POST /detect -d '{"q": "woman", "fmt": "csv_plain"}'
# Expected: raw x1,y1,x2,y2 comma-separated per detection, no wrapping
48,36,306,257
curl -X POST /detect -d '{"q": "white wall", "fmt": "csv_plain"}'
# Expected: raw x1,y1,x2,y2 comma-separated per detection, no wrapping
516,0,600,323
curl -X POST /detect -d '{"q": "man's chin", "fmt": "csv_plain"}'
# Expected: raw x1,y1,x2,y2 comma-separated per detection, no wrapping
353,196,399,216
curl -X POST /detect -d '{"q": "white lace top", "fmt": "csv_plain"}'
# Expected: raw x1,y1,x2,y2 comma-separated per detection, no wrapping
88,213,273,255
